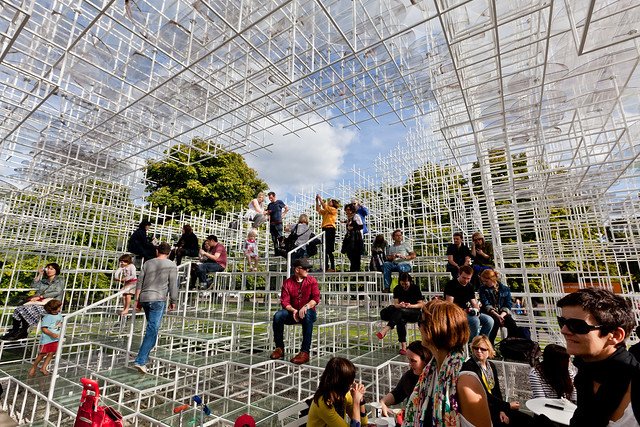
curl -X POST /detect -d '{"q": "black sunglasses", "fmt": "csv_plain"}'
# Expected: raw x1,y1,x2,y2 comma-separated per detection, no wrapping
557,316,602,334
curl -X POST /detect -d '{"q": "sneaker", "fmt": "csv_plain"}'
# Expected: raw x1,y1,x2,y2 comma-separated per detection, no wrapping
133,363,147,374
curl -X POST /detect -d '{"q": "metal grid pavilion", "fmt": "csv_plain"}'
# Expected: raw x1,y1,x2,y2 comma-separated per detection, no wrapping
0,0,639,425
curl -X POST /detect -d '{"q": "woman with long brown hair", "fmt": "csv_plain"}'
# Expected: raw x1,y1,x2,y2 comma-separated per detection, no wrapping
308,357,368,427
529,344,576,402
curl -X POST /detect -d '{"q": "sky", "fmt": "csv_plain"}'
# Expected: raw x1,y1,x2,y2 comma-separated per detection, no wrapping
244,120,410,201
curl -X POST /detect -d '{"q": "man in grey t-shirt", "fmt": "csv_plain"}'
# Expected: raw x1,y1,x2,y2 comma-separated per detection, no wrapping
133,242,178,373
383,229,416,292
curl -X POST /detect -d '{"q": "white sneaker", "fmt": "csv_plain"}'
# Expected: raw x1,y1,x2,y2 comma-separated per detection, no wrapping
133,364,147,374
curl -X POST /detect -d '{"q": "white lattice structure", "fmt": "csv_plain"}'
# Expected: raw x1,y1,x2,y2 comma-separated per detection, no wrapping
0,0,639,425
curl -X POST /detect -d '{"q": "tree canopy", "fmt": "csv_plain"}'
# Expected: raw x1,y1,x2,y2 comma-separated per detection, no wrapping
145,140,268,215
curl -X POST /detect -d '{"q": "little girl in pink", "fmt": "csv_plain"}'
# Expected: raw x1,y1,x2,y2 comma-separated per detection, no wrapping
244,229,259,271
114,254,137,314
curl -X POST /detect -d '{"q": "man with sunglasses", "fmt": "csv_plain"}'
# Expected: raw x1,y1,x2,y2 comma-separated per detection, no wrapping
270,258,320,365
557,287,640,426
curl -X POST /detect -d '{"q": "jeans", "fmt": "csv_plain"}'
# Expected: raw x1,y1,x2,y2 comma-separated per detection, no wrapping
197,261,224,285
383,262,412,290
467,313,494,341
273,308,317,353
380,306,421,343
270,223,284,252
135,300,166,366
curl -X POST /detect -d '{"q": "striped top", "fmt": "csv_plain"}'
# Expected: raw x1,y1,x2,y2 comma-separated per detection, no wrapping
529,367,577,402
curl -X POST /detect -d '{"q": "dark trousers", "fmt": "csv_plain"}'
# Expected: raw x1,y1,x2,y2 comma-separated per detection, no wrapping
347,250,361,272
380,306,421,343
322,227,336,270
170,247,198,266
488,312,519,345
270,223,284,253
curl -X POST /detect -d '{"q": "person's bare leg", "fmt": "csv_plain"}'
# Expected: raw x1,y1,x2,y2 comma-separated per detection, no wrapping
28,353,45,377
40,352,55,375
120,294,131,315
376,325,391,339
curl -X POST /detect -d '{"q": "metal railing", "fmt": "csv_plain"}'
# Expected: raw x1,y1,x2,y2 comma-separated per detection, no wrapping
286,231,325,274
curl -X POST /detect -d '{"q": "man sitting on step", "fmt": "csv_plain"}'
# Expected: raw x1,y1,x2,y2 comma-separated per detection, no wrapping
270,258,320,365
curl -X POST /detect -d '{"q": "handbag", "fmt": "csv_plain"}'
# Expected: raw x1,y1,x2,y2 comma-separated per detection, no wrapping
74,378,123,427
306,234,319,257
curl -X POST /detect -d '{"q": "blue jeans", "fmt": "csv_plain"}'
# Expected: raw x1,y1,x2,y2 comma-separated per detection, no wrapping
197,261,224,285
273,308,317,353
467,313,494,341
383,262,412,290
135,301,166,366
270,223,284,252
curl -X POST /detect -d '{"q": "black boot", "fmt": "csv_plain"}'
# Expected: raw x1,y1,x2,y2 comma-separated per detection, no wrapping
10,320,28,340
1,318,21,340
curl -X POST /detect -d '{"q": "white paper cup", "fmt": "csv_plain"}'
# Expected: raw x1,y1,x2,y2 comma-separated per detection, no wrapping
369,401,383,419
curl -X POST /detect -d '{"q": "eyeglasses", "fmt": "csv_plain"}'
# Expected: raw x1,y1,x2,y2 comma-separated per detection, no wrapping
557,316,602,334
473,238,482,241
472,346,489,352
296,266,310,271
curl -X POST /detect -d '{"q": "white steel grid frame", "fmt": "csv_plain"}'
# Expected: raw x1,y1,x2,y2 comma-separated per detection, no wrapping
0,0,638,425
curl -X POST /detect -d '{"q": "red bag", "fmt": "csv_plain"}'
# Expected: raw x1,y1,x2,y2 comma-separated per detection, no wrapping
74,378,123,427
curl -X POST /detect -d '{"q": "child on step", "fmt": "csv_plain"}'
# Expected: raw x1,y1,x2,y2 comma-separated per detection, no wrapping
244,229,259,271
114,254,137,315
28,299,62,377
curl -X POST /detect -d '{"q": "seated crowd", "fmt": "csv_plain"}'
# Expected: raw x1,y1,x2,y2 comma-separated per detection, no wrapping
5,200,640,427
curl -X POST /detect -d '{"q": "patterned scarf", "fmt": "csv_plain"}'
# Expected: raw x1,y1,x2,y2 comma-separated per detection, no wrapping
402,351,465,427
474,356,495,392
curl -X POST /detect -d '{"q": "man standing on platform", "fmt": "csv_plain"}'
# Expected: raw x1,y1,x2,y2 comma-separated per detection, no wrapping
134,242,178,374
382,229,416,292
270,258,320,365
266,191,289,254
444,265,493,341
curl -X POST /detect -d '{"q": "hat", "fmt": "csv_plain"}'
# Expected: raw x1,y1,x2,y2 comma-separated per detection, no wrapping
292,258,312,270
234,414,256,427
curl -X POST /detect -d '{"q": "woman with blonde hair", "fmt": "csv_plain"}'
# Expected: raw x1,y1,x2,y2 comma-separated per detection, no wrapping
401,299,491,427
462,335,532,426
245,192,266,228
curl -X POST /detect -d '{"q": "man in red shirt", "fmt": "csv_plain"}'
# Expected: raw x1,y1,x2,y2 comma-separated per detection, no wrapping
196,235,227,289
270,258,320,364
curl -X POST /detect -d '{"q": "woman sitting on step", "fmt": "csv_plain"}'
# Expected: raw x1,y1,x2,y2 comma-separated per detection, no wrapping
376,272,425,355
1,263,65,341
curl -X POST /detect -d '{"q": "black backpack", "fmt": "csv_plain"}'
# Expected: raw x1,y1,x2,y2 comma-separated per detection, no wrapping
497,337,541,365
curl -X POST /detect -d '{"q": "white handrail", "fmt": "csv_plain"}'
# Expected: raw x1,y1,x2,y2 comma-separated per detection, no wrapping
43,261,191,419
286,231,325,274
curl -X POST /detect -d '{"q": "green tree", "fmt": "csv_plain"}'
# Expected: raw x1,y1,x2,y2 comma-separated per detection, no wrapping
145,139,268,215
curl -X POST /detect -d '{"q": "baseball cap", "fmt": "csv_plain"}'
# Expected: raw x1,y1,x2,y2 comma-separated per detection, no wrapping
292,258,312,270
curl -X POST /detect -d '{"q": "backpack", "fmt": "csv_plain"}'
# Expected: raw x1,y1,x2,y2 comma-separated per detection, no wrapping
306,235,319,257
497,337,541,365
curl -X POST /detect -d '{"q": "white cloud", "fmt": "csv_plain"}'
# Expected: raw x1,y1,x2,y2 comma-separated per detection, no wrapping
246,122,356,198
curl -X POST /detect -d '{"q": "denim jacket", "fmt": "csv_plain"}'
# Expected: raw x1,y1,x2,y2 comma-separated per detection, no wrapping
479,282,512,314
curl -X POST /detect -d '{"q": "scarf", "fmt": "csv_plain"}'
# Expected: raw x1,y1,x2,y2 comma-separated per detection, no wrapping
474,357,495,393
571,347,640,427
403,351,465,427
